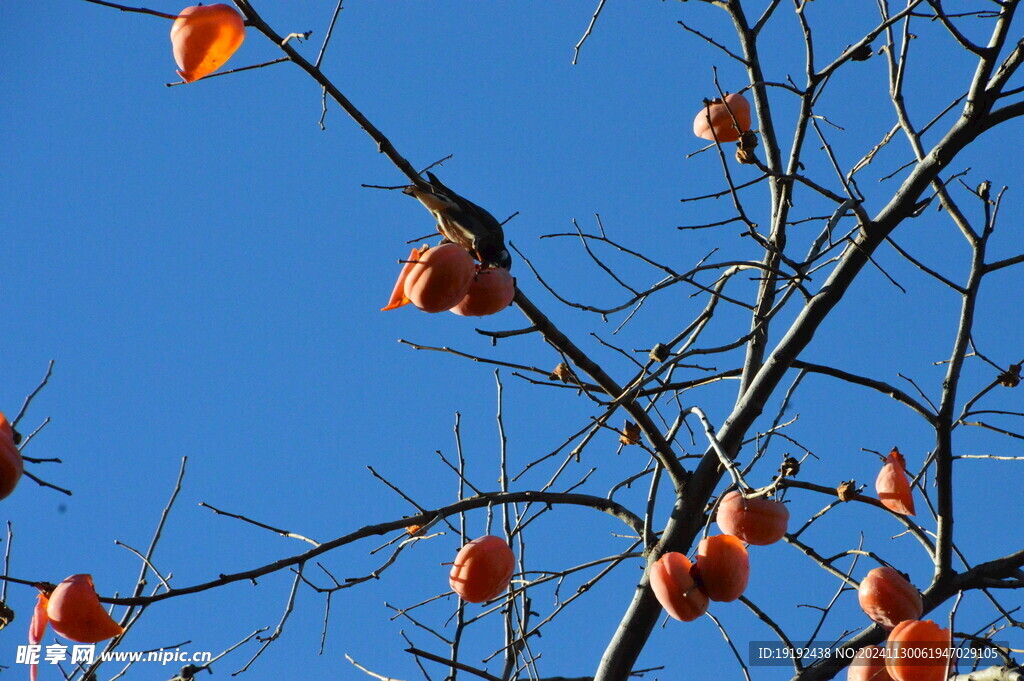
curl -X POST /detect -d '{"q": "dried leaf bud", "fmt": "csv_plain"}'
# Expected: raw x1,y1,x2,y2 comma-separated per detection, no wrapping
997,364,1021,388
780,456,801,478
649,343,670,363
837,480,857,502
0,601,13,630
550,362,574,383
736,147,757,165
620,421,641,446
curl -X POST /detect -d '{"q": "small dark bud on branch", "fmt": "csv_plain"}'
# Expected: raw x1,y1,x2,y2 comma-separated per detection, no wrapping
997,364,1021,388
649,343,670,362
620,421,641,446
780,456,801,477
850,44,873,61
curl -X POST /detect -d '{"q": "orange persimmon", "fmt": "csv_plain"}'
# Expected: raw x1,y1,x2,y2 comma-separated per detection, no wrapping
859,566,923,630
381,246,427,311
449,535,515,603
649,551,708,622
401,243,477,313
849,646,896,681
29,593,49,681
450,267,515,316
0,411,23,501
0,410,12,441
693,93,751,143
885,620,952,681
45,575,124,643
715,491,789,545
30,593,49,644
693,534,749,602
876,447,916,515
171,4,246,83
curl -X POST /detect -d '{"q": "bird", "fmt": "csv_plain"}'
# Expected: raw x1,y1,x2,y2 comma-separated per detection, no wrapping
403,172,511,270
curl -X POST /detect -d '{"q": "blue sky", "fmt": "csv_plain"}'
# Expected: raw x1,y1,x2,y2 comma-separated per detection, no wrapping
2,2,1022,680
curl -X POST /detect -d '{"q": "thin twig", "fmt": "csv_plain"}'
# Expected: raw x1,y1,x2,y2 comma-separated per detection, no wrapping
81,0,179,20
572,0,607,65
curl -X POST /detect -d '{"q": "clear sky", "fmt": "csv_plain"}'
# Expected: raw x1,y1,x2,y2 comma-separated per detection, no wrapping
2,2,1022,680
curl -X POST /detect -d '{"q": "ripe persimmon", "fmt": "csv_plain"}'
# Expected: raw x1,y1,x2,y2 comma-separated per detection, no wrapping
30,593,49,644
449,535,515,603
876,448,915,515
171,4,246,83
401,243,477,313
885,620,952,681
858,566,923,630
0,411,23,501
693,93,752,143
715,491,789,545
381,246,426,311
694,534,749,602
45,575,124,643
849,646,895,681
29,593,49,681
0,410,13,441
649,551,708,622
450,267,515,316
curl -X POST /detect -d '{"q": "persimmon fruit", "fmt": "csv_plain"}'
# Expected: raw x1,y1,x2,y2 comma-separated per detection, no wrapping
0,410,13,441
876,447,915,515
400,243,477,313
45,574,124,643
694,534,749,602
885,619,952,681
29,593,49,681
381,246,425,311
449,535,515,603
30,593,49,644
693,93,752,143
649,551,708,622
715,491,789,545
859,566,923,630
0,411,23,501
849,646,896,681
450,267,515,316
171,4,246,83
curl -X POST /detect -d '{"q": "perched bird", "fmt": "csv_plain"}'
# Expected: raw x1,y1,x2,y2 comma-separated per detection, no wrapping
404,172,511,270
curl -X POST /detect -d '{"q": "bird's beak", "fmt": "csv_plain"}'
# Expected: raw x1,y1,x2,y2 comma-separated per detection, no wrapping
405,184,455,214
